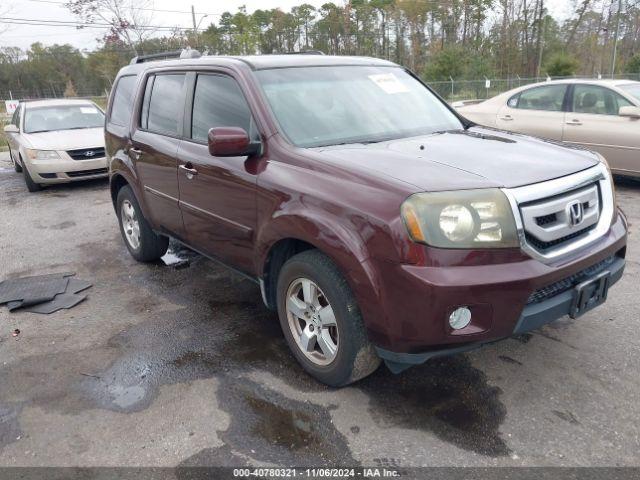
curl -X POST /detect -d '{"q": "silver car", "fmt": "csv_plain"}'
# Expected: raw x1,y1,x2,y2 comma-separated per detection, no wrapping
456,79,640,178
4,99,108,192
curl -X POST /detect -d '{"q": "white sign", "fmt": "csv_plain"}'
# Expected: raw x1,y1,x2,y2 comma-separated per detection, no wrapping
5,100,19,116
485,79,491,89
368,73,410,94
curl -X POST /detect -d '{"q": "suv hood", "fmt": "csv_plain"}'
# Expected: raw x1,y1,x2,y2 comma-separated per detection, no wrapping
314,127,599,192
22,127,104,151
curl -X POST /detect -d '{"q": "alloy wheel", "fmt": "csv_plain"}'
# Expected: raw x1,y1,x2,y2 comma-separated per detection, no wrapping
121,199,141,250
286,277,339,366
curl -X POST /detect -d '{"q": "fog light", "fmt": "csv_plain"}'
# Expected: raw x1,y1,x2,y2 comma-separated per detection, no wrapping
449,307,472,330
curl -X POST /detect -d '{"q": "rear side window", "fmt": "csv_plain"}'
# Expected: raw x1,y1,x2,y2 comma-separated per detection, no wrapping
191,74,255,142
513,84,567,112
143,74,186,136
109,75,137,126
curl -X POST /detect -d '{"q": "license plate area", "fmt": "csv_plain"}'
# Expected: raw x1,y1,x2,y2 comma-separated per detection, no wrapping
569,270,610,319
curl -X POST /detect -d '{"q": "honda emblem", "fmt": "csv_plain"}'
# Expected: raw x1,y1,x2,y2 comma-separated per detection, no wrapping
568,201,584,227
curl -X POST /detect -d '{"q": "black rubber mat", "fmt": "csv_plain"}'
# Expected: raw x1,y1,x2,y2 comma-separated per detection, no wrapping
5,277,92,312
20,293,88,314
0,273,74,310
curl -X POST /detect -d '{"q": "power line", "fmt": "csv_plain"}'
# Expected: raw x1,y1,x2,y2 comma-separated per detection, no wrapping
0,16,185,31
20,0,224,16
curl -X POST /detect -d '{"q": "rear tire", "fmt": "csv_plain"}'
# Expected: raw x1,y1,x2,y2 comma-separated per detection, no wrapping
23,166,41,192
276,249,381,387
116,185,168,262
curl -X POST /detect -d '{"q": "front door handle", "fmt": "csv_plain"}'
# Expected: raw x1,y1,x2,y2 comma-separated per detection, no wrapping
179,164,198,178
500,115,513,121
566,119,582,126
128,147,142,159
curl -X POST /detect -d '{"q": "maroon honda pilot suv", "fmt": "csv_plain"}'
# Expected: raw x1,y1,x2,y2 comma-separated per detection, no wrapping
105,52,627,386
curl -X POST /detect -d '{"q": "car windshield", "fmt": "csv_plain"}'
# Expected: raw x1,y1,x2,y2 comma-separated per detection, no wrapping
256,66,463,148
618,83,640,103
24,104,104,133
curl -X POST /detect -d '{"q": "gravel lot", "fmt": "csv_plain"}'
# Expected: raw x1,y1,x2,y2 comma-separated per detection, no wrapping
0,151,639,469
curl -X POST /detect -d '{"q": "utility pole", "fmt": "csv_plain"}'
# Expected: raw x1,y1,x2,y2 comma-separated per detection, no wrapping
536,3,546,78
191,5,197,33
610,0,622,78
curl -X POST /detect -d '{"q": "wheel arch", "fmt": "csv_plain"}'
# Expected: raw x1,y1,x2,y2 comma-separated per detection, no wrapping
110,172,129,208
256,212,386,342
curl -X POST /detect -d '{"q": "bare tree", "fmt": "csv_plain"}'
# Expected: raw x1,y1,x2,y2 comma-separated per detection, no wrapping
65,0,157,54
0,2,15,37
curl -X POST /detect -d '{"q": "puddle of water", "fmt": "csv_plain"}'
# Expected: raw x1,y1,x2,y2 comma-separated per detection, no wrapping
216,380,357,466
359,355,510,457
109,384,147,409
246,394,316,451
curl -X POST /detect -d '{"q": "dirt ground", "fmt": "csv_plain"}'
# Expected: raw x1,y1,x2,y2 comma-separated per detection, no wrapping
1,151,639,469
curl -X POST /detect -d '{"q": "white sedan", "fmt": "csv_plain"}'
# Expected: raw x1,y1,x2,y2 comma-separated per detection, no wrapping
456,79,640,178
4,99,108,192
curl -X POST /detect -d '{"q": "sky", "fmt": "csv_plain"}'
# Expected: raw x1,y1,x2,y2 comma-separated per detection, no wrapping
0,0,574,51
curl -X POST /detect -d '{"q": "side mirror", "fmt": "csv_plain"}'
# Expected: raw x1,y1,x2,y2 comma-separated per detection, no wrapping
208,127,260,157
3,124,19,133
619,106,640,118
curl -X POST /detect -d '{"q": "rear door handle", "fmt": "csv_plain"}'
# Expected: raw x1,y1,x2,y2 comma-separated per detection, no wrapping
566,119,582,126
179,164,198,178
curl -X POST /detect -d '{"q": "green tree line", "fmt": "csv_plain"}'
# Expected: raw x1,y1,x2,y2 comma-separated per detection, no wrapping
2,0,640,99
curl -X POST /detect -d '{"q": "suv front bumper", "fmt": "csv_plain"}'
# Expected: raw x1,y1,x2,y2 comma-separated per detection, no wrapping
365,213,627,371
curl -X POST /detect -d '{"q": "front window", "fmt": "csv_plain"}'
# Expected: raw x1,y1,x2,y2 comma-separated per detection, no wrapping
256,66,463,148
572,84,633,115
24,104,104,134
617,83,640,104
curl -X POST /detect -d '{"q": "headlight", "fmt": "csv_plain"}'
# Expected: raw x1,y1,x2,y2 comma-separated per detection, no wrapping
594,152,617,210
26,149,61,161
401,189,519,248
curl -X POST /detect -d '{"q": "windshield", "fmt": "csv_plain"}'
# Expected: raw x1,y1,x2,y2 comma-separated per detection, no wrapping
24,104,104,134
618,83,640,103
256,66,463,148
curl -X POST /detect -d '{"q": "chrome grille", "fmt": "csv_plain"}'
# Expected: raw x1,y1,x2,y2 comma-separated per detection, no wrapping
519,183,600,252
67,147,105,161
502,164,615,264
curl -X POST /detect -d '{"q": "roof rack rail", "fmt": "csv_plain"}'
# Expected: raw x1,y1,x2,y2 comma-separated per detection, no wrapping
284,50,325,55
130,48,202,65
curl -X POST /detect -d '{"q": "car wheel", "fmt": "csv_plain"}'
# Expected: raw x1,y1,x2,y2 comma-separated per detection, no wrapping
9,148,22,173
116,185,169,262
23,166,41,192
276,249,381,387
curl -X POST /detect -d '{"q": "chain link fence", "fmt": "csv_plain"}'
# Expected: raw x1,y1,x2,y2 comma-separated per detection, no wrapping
428,73,640,102
4,73,640,113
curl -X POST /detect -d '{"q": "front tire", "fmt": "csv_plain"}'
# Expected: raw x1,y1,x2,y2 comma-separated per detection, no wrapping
23,166,41,192
276,250,381,387
10,148,22,172
116,185,168,262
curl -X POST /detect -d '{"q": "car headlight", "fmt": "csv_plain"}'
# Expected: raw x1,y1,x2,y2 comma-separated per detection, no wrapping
594,152,617,210
401,189,519,248
26,149,61,161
